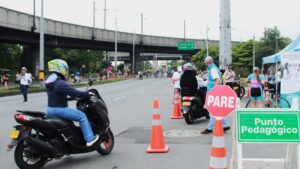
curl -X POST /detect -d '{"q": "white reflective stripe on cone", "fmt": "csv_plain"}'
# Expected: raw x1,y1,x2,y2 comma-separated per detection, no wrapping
152,110,160,115
210,157,227,168
152,119,162,126
212,136,225,148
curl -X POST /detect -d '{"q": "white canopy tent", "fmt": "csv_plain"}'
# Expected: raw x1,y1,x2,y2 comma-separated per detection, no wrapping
263,35,300,65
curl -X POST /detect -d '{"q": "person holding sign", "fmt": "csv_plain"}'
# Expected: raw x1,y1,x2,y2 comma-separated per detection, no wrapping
246,67,265,108
201,56,230,134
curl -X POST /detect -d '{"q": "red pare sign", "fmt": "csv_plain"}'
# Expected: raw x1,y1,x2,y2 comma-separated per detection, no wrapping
205,85,237,118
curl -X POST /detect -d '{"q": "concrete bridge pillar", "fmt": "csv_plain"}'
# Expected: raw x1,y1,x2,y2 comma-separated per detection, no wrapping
129,52,141,74
20,45,39,77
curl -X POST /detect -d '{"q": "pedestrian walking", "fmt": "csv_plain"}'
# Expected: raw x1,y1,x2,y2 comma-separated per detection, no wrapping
2,72,9,89
201,56,230,134
18,67,32,103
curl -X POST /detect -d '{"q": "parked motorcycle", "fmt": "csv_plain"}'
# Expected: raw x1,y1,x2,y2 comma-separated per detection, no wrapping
7,81,114,169
232,75,245,98
181,87,210,124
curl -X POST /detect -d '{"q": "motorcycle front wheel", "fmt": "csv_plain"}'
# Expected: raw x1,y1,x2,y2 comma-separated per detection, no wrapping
97,129,114,155
14,142,47,169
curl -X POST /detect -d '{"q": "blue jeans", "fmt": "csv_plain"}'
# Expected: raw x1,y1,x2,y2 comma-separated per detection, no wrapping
20,85,28,102
207,116,230,130
47,107,95,142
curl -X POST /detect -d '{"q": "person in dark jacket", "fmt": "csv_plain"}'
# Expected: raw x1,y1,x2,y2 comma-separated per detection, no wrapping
45,59,99,147
180,63,198,97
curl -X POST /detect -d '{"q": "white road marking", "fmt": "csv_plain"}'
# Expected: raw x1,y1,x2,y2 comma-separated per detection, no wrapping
138,90,145,93
114,96,127,101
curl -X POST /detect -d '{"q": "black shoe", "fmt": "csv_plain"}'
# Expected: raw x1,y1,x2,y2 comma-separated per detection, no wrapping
201,129,213,134
223,127,231,132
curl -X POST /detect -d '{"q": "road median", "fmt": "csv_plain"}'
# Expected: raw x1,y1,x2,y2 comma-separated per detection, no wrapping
0,78,128,97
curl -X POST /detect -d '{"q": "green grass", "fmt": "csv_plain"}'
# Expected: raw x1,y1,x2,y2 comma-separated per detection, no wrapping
0,78,128,97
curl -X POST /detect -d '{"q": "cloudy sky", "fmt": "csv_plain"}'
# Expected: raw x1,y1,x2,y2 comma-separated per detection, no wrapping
1,0,299,41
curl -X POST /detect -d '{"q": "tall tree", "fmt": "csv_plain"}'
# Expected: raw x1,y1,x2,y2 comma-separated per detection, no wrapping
256,26,292,67
192,46,219,70
0,43,22,71
232,40,256,76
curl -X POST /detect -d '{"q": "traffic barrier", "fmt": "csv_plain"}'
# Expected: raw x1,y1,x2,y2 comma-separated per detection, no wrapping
231,97,300,169
171,89,183,119
209,119,228,169
147,100,169,153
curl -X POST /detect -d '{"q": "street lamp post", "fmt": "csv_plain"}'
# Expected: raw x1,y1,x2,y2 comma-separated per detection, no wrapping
132,32,135,73
276,36,279,53
103,0,107,29
253,35,256,67
92,1,96,39
39,0,44,80
184,20,186,41
31,0,36,32
114,17,118,71
206,26,210,57
141,13,143,44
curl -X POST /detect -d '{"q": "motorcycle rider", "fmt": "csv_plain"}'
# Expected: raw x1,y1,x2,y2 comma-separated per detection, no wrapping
45,59,99,146
180,63,198,97
201,56,230,134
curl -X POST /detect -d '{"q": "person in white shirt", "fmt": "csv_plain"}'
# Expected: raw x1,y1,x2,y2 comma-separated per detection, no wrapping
172,67,182,99
18,67,32,103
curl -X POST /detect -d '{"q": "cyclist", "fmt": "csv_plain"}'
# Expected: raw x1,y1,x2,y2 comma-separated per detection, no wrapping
246,67,265,108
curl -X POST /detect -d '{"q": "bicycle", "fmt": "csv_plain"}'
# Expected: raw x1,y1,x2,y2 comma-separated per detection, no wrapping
245,88,290,108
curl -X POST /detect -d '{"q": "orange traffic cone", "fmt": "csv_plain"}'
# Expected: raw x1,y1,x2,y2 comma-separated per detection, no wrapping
209,119,227,169
147,100,169,153
247,86,250,98
171,89,183,119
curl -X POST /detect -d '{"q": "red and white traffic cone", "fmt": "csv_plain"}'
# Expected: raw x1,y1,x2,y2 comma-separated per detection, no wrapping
147,100,169,153
209,119,227,169
247,86,250,98
171,89,183,119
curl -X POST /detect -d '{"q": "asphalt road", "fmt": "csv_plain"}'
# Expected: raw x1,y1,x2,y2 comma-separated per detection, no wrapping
0,78,298,169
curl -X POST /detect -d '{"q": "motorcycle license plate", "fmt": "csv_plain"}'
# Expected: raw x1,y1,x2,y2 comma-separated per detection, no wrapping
182,102,191,106
233,87,238,90
9,130,20,139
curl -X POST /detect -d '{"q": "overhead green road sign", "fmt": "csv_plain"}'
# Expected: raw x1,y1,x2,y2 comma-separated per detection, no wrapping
178,41,195,50
237,109,300,143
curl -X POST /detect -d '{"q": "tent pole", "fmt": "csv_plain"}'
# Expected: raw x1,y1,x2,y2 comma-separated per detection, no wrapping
276,62,278,97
